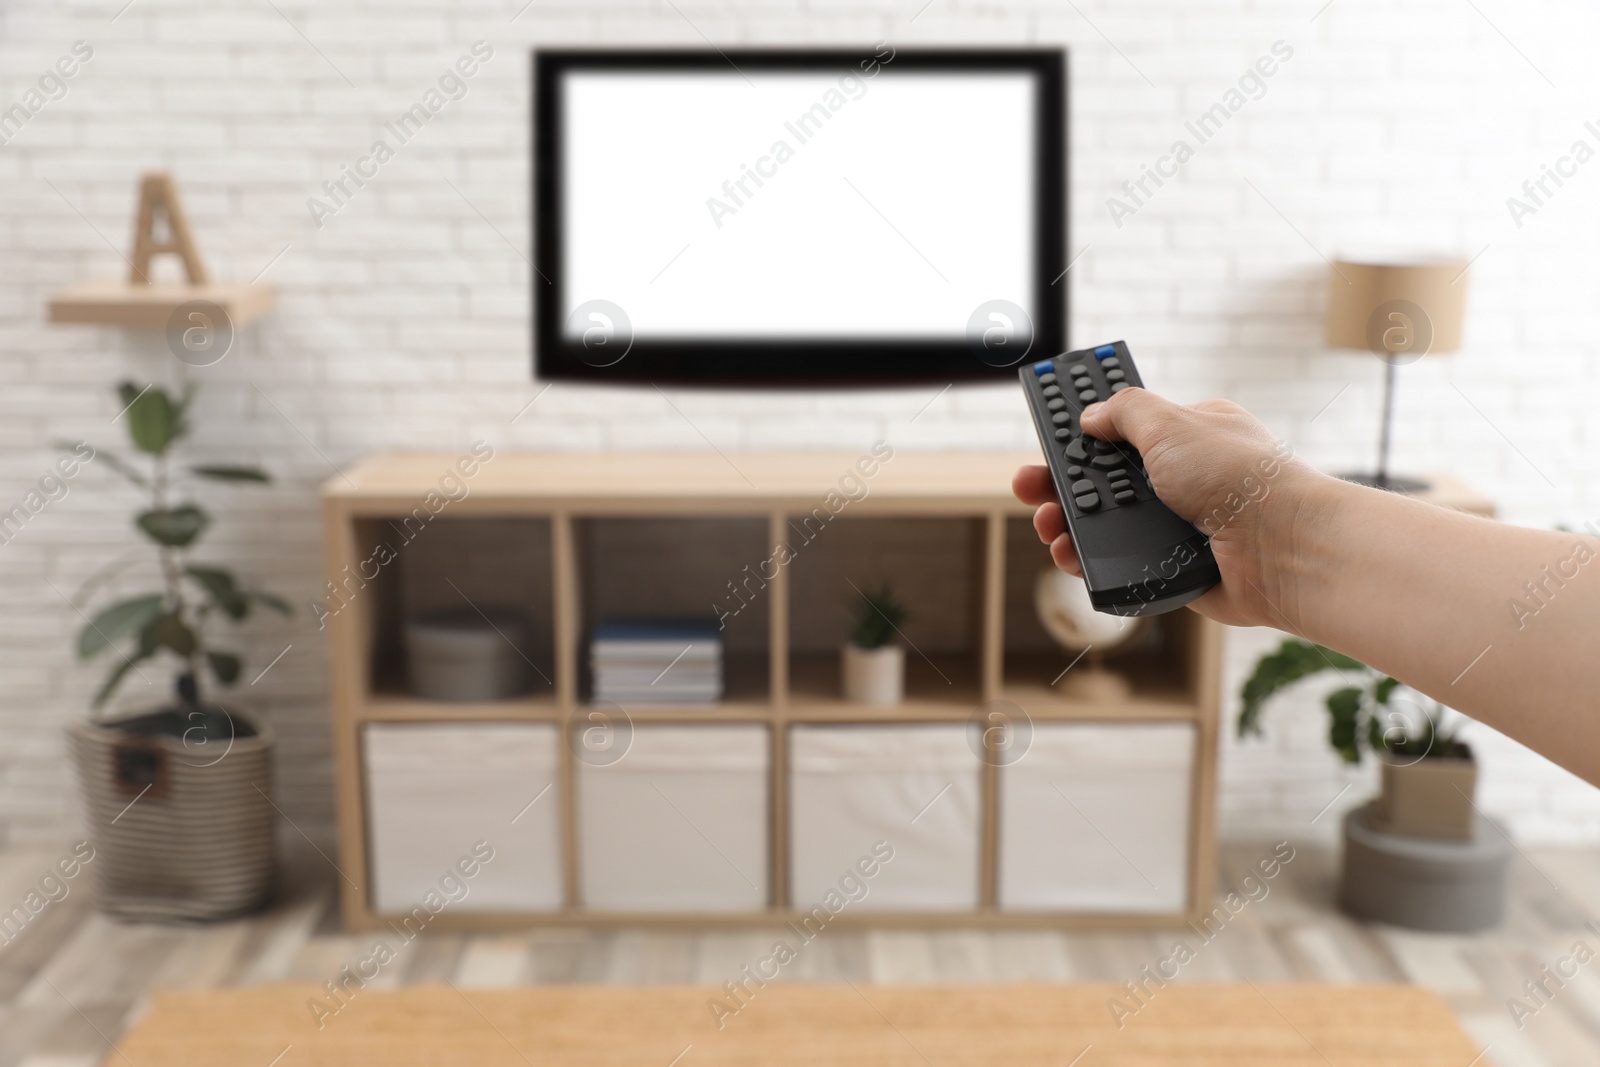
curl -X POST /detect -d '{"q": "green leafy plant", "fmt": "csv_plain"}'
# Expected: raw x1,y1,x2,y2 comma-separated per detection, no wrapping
849,584,908,651
1238,638,1466,764
73,382,290,711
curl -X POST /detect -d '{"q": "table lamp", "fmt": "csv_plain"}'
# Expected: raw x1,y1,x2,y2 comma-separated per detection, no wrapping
1324,258,1468,493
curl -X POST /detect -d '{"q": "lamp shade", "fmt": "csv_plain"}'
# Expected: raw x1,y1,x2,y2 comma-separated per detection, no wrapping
1324,259,1468,358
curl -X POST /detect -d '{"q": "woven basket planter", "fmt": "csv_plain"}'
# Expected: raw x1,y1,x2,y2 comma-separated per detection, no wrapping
69,707,276,922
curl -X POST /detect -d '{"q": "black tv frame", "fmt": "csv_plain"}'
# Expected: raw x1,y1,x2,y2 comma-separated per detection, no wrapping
534,48,1068,387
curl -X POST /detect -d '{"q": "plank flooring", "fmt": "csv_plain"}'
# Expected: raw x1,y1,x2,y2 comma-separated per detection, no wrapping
0,837,1597,1067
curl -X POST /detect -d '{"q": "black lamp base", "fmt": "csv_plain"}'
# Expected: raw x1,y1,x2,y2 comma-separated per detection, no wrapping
1347,347,1431,496
1339,472,1432,494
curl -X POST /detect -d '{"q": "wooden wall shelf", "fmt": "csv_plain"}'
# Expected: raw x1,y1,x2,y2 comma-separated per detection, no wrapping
323,451,1225,931
48,281,274,329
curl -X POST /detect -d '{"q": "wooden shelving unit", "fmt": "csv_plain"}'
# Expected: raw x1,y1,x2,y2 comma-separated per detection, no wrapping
323,452,1224,931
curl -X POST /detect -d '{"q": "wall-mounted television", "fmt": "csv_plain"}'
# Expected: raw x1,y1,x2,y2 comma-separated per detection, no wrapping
534,48,1067,386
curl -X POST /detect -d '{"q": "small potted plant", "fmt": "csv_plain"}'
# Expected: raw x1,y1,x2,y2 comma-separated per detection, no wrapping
1239,638,1475,839
68,382,290,921
842,585,907,707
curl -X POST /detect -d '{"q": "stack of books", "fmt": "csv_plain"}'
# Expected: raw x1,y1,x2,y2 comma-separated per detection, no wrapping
590,618,723,706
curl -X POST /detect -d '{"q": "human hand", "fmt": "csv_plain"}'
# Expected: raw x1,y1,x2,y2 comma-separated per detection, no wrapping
1013,388,1329,628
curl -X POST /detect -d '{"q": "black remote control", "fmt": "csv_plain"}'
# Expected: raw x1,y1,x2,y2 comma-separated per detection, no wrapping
1019,341,1220,616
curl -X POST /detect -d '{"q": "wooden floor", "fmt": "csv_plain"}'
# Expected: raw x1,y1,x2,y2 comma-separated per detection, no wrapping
1,837,1598,1067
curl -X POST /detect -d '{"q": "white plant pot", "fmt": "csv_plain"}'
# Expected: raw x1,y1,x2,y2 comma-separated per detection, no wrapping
841,644,904,707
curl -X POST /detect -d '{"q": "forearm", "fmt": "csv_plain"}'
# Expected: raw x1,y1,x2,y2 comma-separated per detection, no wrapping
1028,387,1600,781
1273,475,1600,782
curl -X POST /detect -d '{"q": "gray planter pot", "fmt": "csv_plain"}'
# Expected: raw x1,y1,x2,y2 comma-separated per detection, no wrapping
69,706,277,922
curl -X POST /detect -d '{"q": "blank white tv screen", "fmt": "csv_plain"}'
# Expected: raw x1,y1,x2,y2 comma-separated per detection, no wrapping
561,69,1037,342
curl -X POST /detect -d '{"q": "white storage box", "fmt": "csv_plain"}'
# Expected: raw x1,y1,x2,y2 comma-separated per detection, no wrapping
578,724,769,911
364,723,563,914
789,724,981,911
999,722,1194,913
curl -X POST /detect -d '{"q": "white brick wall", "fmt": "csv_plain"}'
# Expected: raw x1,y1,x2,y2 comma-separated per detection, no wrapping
3,0,1599,846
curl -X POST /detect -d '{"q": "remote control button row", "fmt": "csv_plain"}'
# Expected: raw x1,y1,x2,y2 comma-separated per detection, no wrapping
1031,357,1147,517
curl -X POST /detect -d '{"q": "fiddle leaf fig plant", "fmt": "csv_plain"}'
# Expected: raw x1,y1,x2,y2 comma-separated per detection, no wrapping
1238,637,1464,764
74,382,290,712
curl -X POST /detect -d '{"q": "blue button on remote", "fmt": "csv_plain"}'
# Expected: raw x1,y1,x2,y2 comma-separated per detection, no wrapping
1032,361,1054,376
1093,344,1117,360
